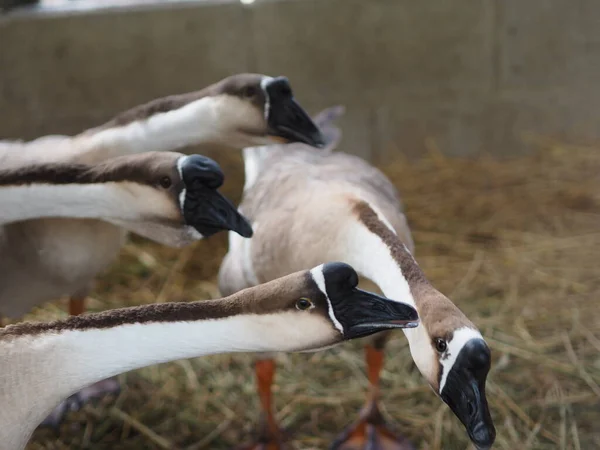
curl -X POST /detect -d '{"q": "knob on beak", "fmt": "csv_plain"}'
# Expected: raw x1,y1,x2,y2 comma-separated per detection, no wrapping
264,77,326,148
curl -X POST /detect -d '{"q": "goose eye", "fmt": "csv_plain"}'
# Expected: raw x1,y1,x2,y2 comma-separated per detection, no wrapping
296,298,313,311
243,86,257,98
434,338,447,353
159,176,172,189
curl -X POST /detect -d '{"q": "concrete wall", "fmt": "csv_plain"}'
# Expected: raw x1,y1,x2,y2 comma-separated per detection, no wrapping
1,0,599,162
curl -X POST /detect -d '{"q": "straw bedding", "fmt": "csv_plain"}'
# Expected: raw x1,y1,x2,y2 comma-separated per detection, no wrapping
16,143,600,450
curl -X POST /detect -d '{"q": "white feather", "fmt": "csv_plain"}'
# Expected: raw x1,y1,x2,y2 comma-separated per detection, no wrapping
438,327,484,393
260,76,275,120
87,97,222,156
0,183,149,226
309,265,344,334
0,311,336,450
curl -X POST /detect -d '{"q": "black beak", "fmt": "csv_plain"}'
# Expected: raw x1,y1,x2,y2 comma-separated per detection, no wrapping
332,288,419,340
179,155,253,239
264,76,326,148
440,339,496,450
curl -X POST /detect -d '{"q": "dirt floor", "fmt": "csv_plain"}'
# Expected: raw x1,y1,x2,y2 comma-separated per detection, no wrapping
16,143,600,450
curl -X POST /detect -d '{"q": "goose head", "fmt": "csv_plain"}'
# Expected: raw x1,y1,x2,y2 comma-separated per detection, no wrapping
175,153,253,238
204,74,326,149
246,262,419,352
407,287,496,449
89,152,253,243
94,74,325,152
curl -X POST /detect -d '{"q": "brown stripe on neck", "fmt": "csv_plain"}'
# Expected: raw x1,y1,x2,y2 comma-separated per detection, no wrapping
0,160,160,187
353,201,477,333
0,299,241,339
95,91,208,130
92,73,267,131
0,271,316,339
353,201,428,287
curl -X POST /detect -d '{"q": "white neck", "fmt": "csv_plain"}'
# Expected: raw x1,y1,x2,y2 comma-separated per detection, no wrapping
335,207,434,371
81,97,221,160
242,146,277,192
336,207,415,306
0,311,325,450
0,182,203,247
0,183,142,225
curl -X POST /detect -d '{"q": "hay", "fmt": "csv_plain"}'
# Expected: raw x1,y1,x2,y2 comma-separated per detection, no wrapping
19,143,600,449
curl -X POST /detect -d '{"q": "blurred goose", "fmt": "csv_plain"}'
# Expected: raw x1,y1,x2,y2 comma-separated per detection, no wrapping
218,107,496,450
0,262,418,450
0,151,251,317
0,151,251,240
0,151,251,425
0,73,325,166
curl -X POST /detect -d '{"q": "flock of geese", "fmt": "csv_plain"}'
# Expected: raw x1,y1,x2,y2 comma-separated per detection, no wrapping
0,74,496,450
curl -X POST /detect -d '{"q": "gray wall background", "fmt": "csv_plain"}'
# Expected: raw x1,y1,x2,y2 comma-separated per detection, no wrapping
1,0,599,161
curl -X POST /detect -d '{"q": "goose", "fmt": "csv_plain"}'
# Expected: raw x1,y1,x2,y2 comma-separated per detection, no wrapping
0,73,325,167
218,107,496,450
0,151,252,241
0,151,252,316
0,262,419,450
0,151,252,426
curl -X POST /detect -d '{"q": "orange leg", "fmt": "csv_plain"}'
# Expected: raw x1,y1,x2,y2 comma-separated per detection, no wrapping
69,296,86,316
331,342,415,450
238,359,288,450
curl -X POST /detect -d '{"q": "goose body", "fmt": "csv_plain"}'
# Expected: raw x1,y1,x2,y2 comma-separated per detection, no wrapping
0,151,250,318
219,107,496,450
0,262,418,450
0,73,323,318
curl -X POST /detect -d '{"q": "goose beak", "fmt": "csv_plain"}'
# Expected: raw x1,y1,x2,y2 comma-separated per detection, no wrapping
336,288,420,340
440,339,496,450
263,77,326,148
179,155,254,239
186,190,253,239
